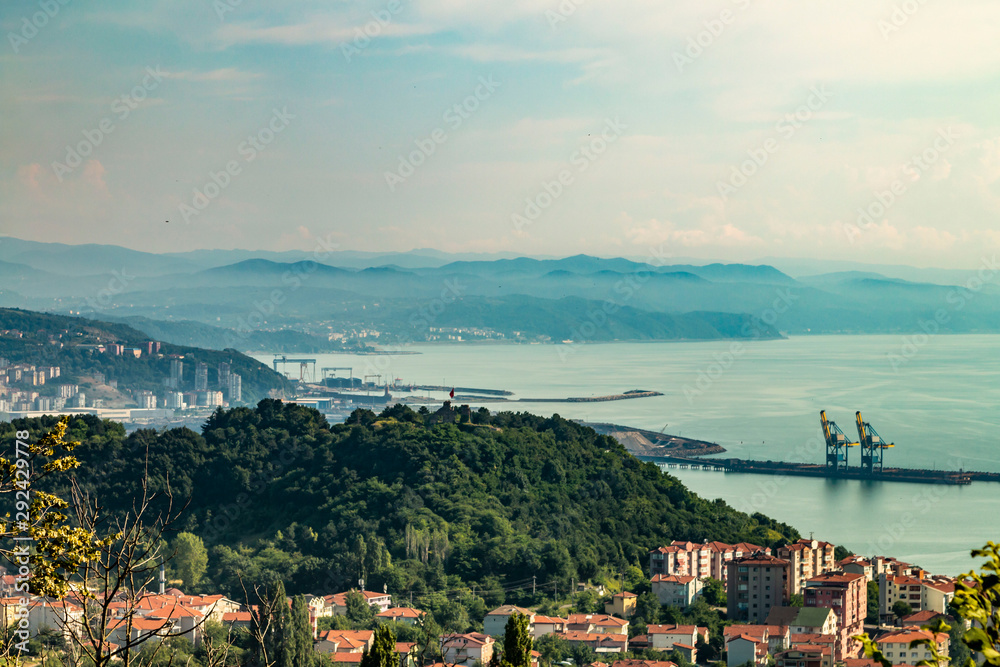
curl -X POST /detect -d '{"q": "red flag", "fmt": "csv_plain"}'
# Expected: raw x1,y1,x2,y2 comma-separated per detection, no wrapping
449,388,455,398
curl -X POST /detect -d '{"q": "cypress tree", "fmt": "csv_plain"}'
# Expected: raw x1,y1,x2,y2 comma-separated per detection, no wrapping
503,613,532,667
360,624,397,667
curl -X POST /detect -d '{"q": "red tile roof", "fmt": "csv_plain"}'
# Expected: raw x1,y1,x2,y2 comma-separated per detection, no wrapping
534,615,568,625
486,605,533,616
790,634,835,645
876,629,947,644
377,607,424,620
331,653,364,663
441,632,493,648
647,624,698,635
223,612,252,622
724,625,773,639
782,644,832,656
806,571,865,584
651,574,696,584
611,660,677,667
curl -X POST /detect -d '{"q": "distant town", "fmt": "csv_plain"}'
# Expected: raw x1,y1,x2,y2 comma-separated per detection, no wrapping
0,332,243,422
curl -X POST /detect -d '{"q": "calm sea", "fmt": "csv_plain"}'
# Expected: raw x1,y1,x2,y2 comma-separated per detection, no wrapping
253,334,1000,576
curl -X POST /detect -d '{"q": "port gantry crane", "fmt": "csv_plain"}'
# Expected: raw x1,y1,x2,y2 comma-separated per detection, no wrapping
856,411,894,475
820,410,858,473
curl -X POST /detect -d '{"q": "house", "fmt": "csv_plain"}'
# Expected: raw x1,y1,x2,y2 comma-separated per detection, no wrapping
842,659,883,667
774,643,833,667
484,605,534,637
107,616,175,648
305,595,329,618
838,556,876,582
104,593,208,646
804,571,866,659
324,590,393,617
727,554,791,623
560,632,629,653
376,607,425,626
645,624,708,652
171,594,241,624
566,614,629,636
900,610,948,627
221,611,252,630
27,598,85,643
605,592,638,618
672,643,697,664
0,575,19,596
725,624,789,655
395,642,419,667
315,630,374,655
766,606,838,637
143,601,205,645
921,578,956,614
441,632,495,666
726,633,769,667
651,575,702,608
532,615,568,639
610,661,677,667
790,633,838,651
875,629,948,667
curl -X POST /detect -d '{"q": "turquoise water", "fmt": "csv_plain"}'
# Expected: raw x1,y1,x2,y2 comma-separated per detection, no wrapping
253,335,1000,575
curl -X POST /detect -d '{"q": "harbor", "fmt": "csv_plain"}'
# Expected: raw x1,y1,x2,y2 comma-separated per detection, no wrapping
600,409,1000,486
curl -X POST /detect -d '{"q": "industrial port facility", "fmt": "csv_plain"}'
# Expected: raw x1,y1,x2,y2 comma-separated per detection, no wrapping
622,410,1000,486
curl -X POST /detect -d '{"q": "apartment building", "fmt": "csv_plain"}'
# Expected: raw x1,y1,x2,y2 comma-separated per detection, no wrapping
726,554,790,623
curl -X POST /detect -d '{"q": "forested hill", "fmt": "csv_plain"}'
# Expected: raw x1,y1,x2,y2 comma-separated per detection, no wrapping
18,402,798,628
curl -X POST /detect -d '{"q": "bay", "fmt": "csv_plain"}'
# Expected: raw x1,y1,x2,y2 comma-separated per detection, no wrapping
253,334,1000,575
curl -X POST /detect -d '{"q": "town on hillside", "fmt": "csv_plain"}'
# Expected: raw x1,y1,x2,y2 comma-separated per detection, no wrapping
0,340,244,422
1,538,963,667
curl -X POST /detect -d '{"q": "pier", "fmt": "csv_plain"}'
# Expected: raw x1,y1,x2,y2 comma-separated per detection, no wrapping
635,453,1000,486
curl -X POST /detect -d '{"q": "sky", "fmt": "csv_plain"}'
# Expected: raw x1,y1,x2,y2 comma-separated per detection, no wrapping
2,0,1000,268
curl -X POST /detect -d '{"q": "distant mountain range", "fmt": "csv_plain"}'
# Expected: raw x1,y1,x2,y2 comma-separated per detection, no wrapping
0,237,997,349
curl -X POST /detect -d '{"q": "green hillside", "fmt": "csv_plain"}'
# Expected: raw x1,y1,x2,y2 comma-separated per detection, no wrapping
17,401,798,632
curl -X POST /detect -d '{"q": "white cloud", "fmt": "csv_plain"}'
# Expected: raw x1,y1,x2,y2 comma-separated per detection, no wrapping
162,68,263,82
213,18,436,47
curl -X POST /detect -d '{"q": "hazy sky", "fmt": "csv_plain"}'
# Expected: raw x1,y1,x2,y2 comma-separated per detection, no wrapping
2,0,999,268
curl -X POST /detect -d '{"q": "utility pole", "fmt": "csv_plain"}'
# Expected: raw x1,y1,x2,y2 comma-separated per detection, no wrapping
571,577,575,595
533,576,536,595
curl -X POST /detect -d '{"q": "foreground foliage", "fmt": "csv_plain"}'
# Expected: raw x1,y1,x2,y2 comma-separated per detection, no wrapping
23,400,798,635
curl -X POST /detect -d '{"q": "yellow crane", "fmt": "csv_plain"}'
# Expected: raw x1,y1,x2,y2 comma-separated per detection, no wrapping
855,411,895,474
820,410,857,473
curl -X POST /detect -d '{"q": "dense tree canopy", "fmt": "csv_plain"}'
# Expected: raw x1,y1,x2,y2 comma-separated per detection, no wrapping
23,400,799,633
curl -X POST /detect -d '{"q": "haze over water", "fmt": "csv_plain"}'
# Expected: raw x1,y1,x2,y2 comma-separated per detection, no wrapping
255,334,1000,575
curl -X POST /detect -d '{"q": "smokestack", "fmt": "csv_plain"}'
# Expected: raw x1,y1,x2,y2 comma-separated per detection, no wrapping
159,559,165,595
